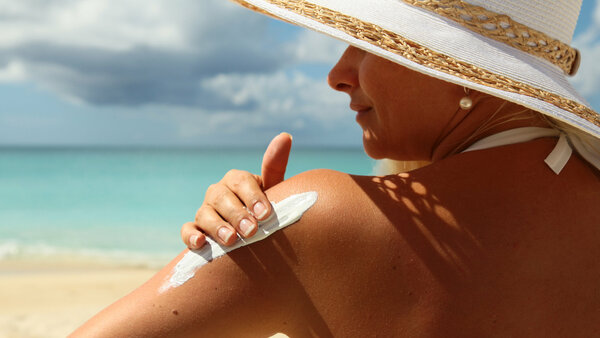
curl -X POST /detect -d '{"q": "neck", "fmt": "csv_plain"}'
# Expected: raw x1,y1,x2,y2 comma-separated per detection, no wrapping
431,98,551,161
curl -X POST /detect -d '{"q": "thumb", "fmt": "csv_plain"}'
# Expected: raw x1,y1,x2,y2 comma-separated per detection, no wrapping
261,132,292,190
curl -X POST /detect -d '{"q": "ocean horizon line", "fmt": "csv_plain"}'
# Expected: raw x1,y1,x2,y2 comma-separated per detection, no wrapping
0,144,366,152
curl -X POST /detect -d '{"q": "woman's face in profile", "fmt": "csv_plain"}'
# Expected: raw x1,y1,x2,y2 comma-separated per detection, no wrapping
328,46,462,161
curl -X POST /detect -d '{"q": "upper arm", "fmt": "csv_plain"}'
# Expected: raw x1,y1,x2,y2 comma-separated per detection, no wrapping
71,169,425,337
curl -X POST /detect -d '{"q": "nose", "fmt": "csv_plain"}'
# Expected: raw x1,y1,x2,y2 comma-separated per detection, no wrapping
327,46,362,94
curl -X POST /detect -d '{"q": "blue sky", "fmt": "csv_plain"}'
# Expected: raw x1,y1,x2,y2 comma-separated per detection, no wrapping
0,0,598,148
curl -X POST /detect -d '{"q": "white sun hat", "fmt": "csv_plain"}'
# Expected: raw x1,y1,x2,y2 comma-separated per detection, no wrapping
231,0,600,169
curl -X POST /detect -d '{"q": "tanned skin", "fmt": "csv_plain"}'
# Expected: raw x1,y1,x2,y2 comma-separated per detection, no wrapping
72,138,600,337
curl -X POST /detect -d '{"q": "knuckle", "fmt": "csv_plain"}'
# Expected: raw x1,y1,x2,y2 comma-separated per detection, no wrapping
181,222,194,235
195,205,210,223
207,184,227,202
224,169,241,180
227,170,253,187
234,173,258,192
229,179,244,191
205,183,219,196
238,170,253,179
194,208,203,223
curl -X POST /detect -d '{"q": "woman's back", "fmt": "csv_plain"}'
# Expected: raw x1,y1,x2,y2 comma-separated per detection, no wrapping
71,138,599,337
362,137,600,336
262,137,600,336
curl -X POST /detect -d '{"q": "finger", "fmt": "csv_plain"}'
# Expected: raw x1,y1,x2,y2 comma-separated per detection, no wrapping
206,180,259,238
222,170,271,221
261,132,292,190
195,205,239,246
181,222,206,250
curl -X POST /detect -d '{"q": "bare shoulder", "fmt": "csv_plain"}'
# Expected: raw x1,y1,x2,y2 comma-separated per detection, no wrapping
71,169,431,337
72,146,600,337
272,143,600,335
266,168,378,226
256,169,448,334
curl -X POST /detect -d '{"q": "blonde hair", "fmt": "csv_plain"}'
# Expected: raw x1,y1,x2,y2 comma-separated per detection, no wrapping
373,159,430,175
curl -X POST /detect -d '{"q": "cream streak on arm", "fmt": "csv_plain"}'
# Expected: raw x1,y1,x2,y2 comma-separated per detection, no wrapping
159,191,318,293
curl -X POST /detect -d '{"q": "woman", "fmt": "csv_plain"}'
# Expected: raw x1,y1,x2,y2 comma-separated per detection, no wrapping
72,0,600,336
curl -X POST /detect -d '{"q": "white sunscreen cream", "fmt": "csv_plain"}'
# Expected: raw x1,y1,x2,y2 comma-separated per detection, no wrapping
160,191,318,293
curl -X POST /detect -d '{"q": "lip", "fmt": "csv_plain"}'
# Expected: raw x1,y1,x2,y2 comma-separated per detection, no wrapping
356,109,372,125
350,103,373,118
350,103,371,113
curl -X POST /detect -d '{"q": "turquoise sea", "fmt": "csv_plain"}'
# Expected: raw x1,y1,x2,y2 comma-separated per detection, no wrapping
0,147,374,267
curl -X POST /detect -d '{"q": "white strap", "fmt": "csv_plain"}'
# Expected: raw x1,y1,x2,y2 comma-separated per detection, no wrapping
463,127,560,153
569,131,600,172
462,127,572,174
544,133,572,174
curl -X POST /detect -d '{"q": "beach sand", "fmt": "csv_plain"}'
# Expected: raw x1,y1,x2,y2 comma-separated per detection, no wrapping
0,258,158,337
0,258,289,337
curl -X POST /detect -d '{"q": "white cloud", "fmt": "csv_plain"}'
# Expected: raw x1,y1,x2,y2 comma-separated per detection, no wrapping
0,0,349,109
291,30,346,64
0,0,288,106
200,70,347,121
570,0,600,106
0,60,27,82
178,70,351,143
0,0,361,147
0,0,242,52
570,39,600,98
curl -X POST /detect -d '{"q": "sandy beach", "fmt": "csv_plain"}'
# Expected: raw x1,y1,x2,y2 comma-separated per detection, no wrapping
0,258,289,337
0,258,158,337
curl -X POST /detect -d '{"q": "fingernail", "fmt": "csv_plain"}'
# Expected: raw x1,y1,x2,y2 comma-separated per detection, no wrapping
218,227,234,243
239,219,255,237
253,202,268,219
190,235,199,249
280,132,293,141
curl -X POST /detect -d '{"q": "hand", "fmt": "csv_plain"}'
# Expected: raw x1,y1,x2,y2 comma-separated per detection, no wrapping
181,132,293,248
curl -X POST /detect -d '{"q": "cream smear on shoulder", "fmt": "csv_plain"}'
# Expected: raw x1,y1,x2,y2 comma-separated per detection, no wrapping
159,191,318,293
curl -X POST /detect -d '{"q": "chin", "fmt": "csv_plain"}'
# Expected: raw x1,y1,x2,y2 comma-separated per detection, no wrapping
362,141,385,160
364,145,427,163
363,139,403,160
363,136,428,161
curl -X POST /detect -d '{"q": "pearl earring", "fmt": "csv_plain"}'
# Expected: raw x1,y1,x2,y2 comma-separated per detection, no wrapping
459,87,473,110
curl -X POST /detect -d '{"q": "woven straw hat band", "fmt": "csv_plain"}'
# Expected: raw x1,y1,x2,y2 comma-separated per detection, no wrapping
462,0,580,44
234,0,580,75
232,0,600,134
406,0,581,76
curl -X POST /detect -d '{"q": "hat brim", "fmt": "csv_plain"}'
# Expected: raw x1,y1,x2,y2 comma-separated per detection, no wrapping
233,0,600,139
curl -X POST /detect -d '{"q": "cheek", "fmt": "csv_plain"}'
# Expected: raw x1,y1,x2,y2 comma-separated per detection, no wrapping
359,113,396,159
